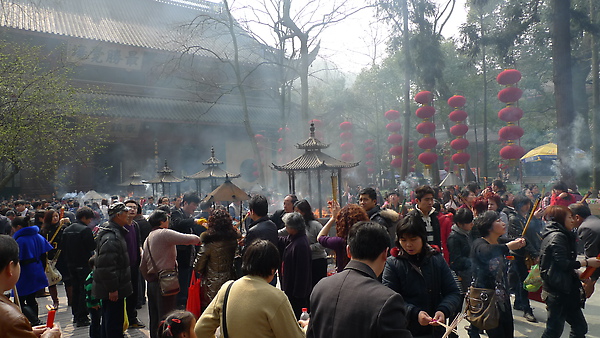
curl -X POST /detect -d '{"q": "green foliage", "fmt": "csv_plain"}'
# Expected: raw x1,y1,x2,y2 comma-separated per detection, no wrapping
0,41,107,189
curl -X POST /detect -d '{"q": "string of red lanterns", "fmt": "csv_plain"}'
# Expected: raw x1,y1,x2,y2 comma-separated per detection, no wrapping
447,95,470,168
385,109,403,170
339,121,354,162
415,91,438,171
364,139,375,174
496,69,525,162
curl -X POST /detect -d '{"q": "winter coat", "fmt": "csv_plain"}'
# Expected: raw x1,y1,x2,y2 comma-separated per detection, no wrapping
383,245,461,337
447,225,472,274
13,226,53,296
278,232,312,299
193,232,238,307
60,221,95,268
540,221,582,296
507,212,540,258
92,221,133,300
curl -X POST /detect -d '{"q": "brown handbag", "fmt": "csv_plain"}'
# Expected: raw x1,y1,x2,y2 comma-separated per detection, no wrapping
465,286,500,330
146,238,180,296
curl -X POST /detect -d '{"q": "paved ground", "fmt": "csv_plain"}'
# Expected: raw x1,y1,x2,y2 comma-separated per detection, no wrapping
45,277,600,337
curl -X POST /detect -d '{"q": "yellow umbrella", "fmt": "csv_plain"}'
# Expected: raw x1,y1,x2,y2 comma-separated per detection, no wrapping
520,143,585,163
520,143,557,163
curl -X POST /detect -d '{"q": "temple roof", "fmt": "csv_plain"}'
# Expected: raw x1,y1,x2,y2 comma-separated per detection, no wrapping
147,160,185,183
296,123,329,150
0,0,275,64
185,147,240,179
271,151,359,171
118,172,147,186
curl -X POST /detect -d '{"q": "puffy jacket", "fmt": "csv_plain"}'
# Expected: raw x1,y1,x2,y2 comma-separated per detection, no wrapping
447,225,472,273
540,221,582,296
507,212,540,258
60,221,95,268
383,245,461,337
193,232,238,307
92,221,133,300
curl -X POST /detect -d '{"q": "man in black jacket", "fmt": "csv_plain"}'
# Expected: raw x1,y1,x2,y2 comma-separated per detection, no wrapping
61,206,96,327
270,194,297,230
402,185,441,250
170,192,203,307
359,187,396,248
307,221,412,338
93,202,133,338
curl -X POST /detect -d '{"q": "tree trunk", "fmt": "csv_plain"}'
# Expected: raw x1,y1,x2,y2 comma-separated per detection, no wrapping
0,164,20,191
551,0,576,187
401,0,411,180
224,0,265,186
591,0,600,197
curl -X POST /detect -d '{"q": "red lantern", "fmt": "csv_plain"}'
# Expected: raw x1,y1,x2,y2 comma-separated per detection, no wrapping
498,87,523,103
450,138,470,150
452,152,471,164
364,146,375,152
278,148,283,153
385,110,401,120
339,121,353,131
365,153,374,159
500,145,525,159
447,95,466,108
340,142,354,151
450,124,469,136
498,125,524,141
449,110,468,122
364,139,374,145
409,140,414,146
418,152,438,165
498,107,524,122
497,69,522,86
341,153,355,162
254,134,265,142
387,134,403,144
340,132,353,140
367,167,375,173
391,158,403,168
417,137,438,150
389,146,403,156
366,160,374,166
415,106,436,119
416,121,436,134
414,91,433,104
386,121,402,132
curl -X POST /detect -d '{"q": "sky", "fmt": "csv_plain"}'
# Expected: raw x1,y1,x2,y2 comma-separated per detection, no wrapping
315,0,469,73
228,0,468,73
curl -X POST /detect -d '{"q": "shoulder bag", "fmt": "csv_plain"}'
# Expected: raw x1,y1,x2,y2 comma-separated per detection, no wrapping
45,225,63,286
146,237,180,296
221,281,235,338
465,259,502,330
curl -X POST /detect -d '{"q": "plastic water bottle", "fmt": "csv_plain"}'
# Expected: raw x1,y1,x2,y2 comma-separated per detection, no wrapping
300,308,310,321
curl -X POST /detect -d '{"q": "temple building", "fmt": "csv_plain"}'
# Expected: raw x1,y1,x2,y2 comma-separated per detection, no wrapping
0,0,290,196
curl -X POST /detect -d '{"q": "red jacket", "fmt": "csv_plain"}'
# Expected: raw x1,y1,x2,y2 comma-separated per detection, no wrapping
437,212,453,263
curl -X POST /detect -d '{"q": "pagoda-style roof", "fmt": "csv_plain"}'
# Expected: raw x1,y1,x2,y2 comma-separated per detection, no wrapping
272,123,359,171
296,123,330,150
118,172,147,186
185,147,240,179
147,160,185,184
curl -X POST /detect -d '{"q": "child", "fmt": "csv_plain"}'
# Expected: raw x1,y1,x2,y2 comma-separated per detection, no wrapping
158,310,197,338
85,256,101,338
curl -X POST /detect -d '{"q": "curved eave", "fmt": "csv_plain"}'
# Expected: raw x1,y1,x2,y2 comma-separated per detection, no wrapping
271,151,359,171
296,137,329,150
202,158,224,165
185,167,240,179
146,174,185,183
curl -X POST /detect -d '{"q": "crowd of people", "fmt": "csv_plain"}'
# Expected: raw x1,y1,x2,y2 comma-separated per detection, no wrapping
1,178,600,338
